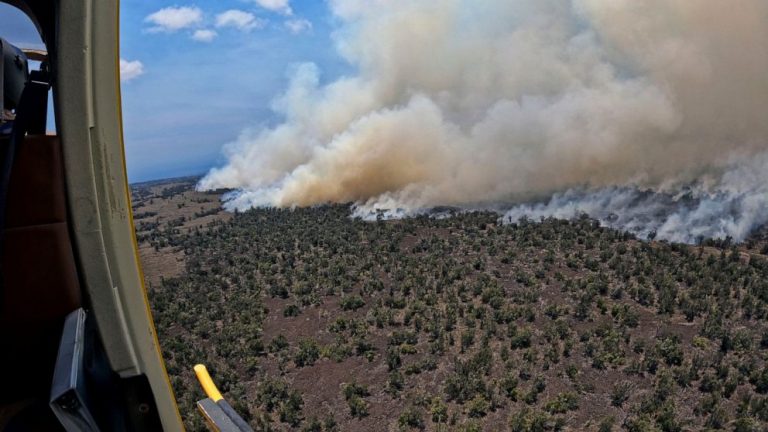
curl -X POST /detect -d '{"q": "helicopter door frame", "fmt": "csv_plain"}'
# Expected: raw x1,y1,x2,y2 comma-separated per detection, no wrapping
54,0,182,430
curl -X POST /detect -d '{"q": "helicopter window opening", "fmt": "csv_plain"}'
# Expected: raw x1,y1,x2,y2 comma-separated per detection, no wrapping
0,2,53,133
0,3,43,50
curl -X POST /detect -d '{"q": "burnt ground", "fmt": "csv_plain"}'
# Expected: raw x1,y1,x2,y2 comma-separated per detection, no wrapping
134,178,768,432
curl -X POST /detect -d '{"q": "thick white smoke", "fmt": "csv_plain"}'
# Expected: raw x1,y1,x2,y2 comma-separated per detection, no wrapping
200,0,768,243
503,153,768,244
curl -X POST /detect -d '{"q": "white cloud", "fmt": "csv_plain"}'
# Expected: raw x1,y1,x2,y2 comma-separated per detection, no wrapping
192,29,218,42
145,6,203,33
253,0,292,15
215,9,265,31
119,59,144,82
284,18,312,34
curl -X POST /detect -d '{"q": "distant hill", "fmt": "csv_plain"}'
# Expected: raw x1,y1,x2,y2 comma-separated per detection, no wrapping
130,175,201,188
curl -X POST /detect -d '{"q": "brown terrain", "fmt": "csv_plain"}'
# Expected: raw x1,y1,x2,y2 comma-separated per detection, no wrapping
133,177,232,287
133,177,768,432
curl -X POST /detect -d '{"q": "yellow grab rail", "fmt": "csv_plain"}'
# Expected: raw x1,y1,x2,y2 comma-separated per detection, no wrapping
194,364,224,402
194,364,253,432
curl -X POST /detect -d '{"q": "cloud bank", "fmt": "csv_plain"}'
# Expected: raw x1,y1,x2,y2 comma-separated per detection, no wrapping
192,29,218,42
144,6,203,33
252,0,292,15
215,10,265,32
200,0,768,243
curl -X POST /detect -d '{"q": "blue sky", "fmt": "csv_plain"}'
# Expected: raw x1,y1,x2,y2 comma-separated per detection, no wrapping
1,0,349,182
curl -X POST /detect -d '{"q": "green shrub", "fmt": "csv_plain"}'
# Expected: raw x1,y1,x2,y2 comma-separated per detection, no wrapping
611,381,633,407
545,392,579,414
294,339,320,367
343,382,370,400
340,295,366,311
510,327,533,349
277,390,303,426
598,416,615,432
387,347,402,371
388,371,404,394
467,395,490,418
268,334,289,353
656,336,684,366
398,407,425,430
430,398,448,424
347,395,369,419
283,304,301,317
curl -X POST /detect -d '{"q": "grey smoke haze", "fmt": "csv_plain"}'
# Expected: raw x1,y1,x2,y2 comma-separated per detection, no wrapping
502,153,768,244
200,0,768,243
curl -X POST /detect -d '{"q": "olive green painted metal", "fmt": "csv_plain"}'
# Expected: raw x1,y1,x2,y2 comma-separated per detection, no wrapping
54,0,183,429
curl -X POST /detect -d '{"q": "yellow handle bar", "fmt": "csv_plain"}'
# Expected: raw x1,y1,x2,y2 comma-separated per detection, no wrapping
194,364,224,402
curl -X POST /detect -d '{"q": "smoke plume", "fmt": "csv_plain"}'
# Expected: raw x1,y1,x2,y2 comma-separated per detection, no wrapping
200,0,768,243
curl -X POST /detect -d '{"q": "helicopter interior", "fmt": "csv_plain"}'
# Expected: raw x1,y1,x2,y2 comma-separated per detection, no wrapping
0,3,169,430
0,21,79,429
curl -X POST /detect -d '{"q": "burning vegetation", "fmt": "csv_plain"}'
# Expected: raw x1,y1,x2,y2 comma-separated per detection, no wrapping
200,0,768,246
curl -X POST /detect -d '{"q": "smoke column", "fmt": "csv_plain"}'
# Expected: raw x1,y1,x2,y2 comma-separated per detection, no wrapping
199,0,768,243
